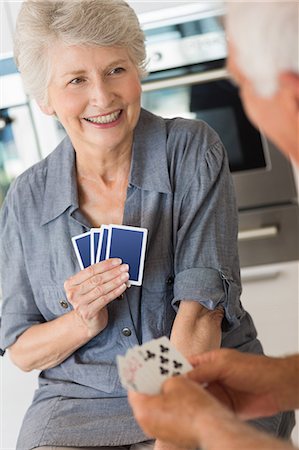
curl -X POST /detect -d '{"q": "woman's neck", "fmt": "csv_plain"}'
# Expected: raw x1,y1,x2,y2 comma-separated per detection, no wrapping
75,141,132,184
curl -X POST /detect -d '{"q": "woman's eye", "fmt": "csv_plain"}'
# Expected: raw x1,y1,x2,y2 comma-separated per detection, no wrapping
109,67,125,75
69,78,84,85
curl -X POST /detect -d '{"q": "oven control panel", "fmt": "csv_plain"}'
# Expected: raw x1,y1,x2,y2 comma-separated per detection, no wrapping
147,31,227,73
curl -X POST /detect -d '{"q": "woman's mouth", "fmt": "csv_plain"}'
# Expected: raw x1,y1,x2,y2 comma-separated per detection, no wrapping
84,110,122,124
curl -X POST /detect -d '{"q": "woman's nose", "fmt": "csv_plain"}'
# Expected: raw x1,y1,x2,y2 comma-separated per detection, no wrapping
89,78,115,108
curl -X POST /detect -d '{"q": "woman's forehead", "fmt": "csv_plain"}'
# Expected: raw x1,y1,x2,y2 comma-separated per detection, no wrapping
48,44,132,76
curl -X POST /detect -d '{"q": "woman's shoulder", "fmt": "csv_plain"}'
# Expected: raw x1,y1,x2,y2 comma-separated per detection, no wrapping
138,109,228,192
164,115,227,182
164,115,222,155
140,108,224,156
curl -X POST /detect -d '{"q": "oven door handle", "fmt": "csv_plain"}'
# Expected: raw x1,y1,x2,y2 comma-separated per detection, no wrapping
241,265,281,283
238,225,279,242
142,68,229,92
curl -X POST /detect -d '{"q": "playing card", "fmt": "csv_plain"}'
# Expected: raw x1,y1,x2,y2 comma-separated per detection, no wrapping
71,231,91,270
117,352,144,391
106,225,148,286
90,228,101,265
95,225,109,263
137,336,192,377
117,337,192,395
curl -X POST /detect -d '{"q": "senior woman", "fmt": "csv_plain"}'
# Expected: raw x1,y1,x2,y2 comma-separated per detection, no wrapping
0,1,294,450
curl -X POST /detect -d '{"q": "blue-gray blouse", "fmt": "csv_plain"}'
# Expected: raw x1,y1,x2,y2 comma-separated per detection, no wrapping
0,109,279,448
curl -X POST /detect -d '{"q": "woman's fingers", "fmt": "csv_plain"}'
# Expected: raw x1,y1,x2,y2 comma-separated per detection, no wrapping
78,271,129,305
64,260,129,300
65,258,122,287
79,282,128,319
79,263,129,296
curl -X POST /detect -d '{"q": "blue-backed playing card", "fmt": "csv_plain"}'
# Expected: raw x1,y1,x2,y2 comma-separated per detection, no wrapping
96,225,109,263
106,225,148,286
71,231,91,270
90,228,101,265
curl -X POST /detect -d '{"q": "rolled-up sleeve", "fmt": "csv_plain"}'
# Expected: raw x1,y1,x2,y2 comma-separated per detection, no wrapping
0,190,45,351
172,137,244,331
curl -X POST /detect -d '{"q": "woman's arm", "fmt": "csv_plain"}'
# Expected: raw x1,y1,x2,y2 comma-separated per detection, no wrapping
170,300,224,357
9,259,129,371
9,310,92,371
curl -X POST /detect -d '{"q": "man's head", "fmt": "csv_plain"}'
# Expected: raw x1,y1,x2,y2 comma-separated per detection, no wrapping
226,1,298,164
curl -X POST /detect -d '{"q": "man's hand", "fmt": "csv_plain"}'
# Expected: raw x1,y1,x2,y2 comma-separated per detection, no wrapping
153,440,192,450
128,373,297,450
128,375,233,449
188,348,299,419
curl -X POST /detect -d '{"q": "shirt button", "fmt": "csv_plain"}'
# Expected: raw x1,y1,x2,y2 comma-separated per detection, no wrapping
59,299,69,309
166,275,174,286
121,327,132,337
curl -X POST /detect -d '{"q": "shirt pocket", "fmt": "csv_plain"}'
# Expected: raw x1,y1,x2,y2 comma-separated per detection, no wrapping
142,254,174,294
141,258,176,335
35,284,72,320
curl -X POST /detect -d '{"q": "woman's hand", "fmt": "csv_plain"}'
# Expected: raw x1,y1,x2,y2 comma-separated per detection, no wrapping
64,258,129,337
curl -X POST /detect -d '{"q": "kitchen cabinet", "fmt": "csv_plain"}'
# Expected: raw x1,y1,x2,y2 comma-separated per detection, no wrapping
241,261,298,357
241,260,299,446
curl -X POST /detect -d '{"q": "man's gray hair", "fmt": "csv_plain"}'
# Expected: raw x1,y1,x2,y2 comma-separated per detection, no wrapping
14,0,147,105
227,1,298,97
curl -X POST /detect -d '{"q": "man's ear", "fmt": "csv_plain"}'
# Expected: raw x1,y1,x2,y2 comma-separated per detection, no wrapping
38,102,55,116
279,71,299,102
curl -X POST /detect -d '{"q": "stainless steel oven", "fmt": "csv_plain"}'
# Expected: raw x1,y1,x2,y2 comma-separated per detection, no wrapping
139,2,299,267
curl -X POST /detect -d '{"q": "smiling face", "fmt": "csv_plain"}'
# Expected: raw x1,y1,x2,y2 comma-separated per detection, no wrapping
41,44,142,156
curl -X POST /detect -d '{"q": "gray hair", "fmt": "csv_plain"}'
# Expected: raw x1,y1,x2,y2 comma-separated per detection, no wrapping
14,0,147,105
226,1,298,97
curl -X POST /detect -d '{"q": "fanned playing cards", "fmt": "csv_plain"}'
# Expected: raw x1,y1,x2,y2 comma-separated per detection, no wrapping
71,224,148,286
117,337,193,394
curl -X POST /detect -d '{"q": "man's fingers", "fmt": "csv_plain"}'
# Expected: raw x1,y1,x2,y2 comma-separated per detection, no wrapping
187,349,231,383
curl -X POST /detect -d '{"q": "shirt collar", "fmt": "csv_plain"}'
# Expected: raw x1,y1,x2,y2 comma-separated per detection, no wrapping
130,109,172,194
40,136,78,226
40,109,172,226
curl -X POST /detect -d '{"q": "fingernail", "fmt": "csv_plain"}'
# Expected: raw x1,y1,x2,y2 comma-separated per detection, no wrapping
120,264,129,272
112,258,122,266
126,281,131,288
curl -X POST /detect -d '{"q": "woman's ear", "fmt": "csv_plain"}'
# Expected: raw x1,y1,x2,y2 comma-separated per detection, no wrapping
38,102,55,116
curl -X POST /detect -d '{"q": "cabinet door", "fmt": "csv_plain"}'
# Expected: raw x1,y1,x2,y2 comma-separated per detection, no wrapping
241,261,298,357
241,261,299,447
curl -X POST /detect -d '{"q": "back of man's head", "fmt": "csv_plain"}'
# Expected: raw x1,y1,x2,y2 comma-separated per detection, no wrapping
226,1,298,97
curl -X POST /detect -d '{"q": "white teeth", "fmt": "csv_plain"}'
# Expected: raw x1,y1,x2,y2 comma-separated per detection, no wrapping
85,110,121,124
